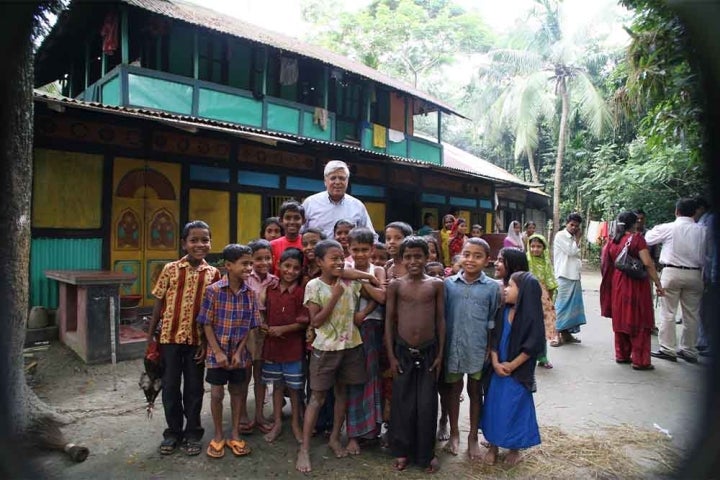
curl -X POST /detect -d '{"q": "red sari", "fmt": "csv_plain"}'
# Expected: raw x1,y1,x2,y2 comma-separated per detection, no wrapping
600,233,654,367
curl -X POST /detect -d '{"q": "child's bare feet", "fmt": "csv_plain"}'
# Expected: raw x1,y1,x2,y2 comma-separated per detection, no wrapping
425,456,440,474
328,437,348,458
445,434,459,455
504,449,521,466
436,420,450,441
346,438,361,455
263,423,282,443
393,457,408,471
296,448,312,473
468,436,482,460
483,445,498,465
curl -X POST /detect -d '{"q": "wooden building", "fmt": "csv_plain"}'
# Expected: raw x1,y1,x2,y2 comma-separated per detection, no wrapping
31,0,540,321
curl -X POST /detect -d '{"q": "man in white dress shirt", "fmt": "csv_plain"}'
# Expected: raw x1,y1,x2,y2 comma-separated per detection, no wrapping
647,198,709,363
552,212,587,345
301,160,377,240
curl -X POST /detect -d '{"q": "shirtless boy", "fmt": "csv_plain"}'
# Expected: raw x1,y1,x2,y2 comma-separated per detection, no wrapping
385,236,445,473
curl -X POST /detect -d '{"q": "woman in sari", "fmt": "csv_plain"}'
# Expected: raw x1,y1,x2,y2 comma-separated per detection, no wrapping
448,217,468,259
600,211,664,370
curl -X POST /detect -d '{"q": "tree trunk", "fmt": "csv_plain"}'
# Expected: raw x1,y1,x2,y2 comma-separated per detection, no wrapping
526,146,540,184
552,77,570,233
0,2,37,440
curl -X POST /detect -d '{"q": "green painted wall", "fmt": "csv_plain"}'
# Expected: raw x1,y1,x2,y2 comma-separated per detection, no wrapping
302,111,332,140
30,238,103,309
128,73,193,114
409,139,442,165
266,102,300,134
101,76,120,106
198,88,262,126
387,139,408,157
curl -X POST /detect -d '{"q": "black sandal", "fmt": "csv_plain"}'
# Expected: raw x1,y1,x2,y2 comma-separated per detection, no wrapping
159,438,177,455
180,439,202,456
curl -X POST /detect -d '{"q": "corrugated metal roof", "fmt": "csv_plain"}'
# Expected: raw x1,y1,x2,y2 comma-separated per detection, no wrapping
441,141,536,187
33,90,528,187
42,0,465,118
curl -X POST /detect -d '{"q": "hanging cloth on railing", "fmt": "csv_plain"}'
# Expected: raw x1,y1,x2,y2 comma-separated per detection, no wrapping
101,11,119,55
279,57,299,86
372,124,387,148
313,107,328,131
388,129,405,143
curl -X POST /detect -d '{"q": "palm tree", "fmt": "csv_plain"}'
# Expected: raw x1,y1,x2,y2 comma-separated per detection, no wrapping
477,0,613,232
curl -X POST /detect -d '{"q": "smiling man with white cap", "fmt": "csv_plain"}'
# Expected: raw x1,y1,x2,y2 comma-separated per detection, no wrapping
301,160,377,240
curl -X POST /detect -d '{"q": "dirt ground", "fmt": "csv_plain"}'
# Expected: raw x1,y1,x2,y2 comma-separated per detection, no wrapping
25,270,698,479
26,342,679,479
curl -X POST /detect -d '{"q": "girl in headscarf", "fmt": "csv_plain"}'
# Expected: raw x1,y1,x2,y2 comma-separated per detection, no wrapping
481,271,544,466
527,234,558,366
503,220,525,251
448,217,468,259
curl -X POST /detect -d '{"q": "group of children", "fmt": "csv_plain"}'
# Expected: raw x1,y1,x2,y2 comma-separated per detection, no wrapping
147,201,549,473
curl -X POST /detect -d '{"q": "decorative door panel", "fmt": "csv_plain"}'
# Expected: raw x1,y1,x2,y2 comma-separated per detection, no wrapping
111,158,180,307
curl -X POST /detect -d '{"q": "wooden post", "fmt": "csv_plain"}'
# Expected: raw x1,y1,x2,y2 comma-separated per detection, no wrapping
323,66,329,109
404,96,410,158
261,46,268,96
120,6,129,65
437,110,442,144
84,41,89,89
193,29,199,79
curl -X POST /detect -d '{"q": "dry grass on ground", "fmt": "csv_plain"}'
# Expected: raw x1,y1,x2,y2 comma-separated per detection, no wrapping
356,424,679,480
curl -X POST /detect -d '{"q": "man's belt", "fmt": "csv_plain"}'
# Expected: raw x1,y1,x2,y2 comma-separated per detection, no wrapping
661,264,700,270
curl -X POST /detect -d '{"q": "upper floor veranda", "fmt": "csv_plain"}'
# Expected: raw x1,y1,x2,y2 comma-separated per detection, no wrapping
35,0,466,166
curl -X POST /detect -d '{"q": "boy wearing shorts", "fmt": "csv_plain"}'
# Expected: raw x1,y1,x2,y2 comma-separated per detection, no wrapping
296,240,386,473
262,248,309,443
198,244,260,458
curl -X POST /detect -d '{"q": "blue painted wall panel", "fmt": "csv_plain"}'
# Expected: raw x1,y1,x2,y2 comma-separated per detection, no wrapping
449,196,478,208
286,176,325,192
190,164,230,183
421,193,446,204
238,170,280,188
351,183,386,198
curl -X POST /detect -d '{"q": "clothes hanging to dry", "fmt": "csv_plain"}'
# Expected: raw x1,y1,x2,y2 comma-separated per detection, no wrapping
101,11,119,55
388,129,405,143
372,124,387,148
279,57,299,86
313,107,328,131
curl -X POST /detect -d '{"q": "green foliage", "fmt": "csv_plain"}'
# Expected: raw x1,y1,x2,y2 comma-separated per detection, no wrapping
301,0,492,86
578,0,707,226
